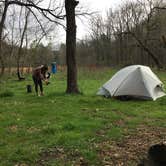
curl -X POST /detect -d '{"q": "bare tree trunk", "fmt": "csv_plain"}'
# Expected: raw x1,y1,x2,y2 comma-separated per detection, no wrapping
0,0,9,77
17,9,30,80
65,0,80,93
0,56,5,76
130,32,162,69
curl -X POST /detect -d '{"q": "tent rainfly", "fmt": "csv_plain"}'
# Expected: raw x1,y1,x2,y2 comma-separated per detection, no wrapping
97,65,166,100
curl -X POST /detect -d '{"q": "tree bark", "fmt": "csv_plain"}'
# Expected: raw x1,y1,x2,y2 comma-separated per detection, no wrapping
65,0,80,93
0,0,9,77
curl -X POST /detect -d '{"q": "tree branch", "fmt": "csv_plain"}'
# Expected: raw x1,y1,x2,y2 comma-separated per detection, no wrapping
8,0,65,20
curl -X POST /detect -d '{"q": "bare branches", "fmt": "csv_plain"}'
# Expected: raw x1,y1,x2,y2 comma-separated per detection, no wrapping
27,7,47,36
40,10,66,29
8,0,65,20
154,6,166,10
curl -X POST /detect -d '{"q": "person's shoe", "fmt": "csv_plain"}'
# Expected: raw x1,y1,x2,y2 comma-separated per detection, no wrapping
40,92,44,96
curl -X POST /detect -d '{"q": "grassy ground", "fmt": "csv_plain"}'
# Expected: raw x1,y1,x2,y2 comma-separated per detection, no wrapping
0,67,166,166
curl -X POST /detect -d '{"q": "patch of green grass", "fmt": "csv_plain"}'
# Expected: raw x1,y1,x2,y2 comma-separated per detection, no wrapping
107,127,123,140
0,90,14,97
62,122,76,131
0,67,166,165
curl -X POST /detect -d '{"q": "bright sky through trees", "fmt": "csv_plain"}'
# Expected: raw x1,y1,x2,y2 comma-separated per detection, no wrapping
44,0,124,44
76,0,123,39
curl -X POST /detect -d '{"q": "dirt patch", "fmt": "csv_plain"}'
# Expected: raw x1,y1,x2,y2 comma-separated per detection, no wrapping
36,147,88,166
9,125,18,132
98,126,166,166
26,127,41,133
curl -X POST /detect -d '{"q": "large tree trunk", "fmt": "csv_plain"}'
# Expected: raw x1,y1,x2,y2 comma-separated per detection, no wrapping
65,0,80,93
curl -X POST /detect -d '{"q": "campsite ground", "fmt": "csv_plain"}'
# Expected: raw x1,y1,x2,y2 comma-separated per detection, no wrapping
0,67,166,166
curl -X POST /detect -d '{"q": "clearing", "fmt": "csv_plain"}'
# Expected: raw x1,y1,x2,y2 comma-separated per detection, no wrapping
0,68,165,166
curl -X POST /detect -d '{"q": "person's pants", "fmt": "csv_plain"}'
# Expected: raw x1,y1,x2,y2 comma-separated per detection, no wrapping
32,76,43,93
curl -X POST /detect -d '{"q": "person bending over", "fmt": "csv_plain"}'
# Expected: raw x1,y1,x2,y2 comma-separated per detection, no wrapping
32,64,49,96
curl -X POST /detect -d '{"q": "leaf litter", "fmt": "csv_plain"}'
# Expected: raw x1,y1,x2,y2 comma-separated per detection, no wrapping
98,125,166,166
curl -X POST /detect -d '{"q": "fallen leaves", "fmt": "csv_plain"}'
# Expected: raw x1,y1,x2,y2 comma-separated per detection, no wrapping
36,147,89,166
98,125,166,166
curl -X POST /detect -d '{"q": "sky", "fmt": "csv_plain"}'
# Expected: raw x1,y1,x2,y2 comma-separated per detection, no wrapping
75,0,122,39
54,0,123,43
80,0,122,13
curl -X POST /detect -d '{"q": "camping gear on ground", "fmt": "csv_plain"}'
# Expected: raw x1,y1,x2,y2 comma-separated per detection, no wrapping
46,72,51,79
97,65,166,100
51,62,57,74
45,72,51,85
27,85,32,93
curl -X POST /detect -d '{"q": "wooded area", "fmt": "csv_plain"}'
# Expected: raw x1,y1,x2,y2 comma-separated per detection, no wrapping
0,0,166,86
59,0,166,68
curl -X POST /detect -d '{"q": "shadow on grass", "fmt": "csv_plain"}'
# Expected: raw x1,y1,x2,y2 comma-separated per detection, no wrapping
103,96,151,103
0,90,14,98
47,91,84,97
